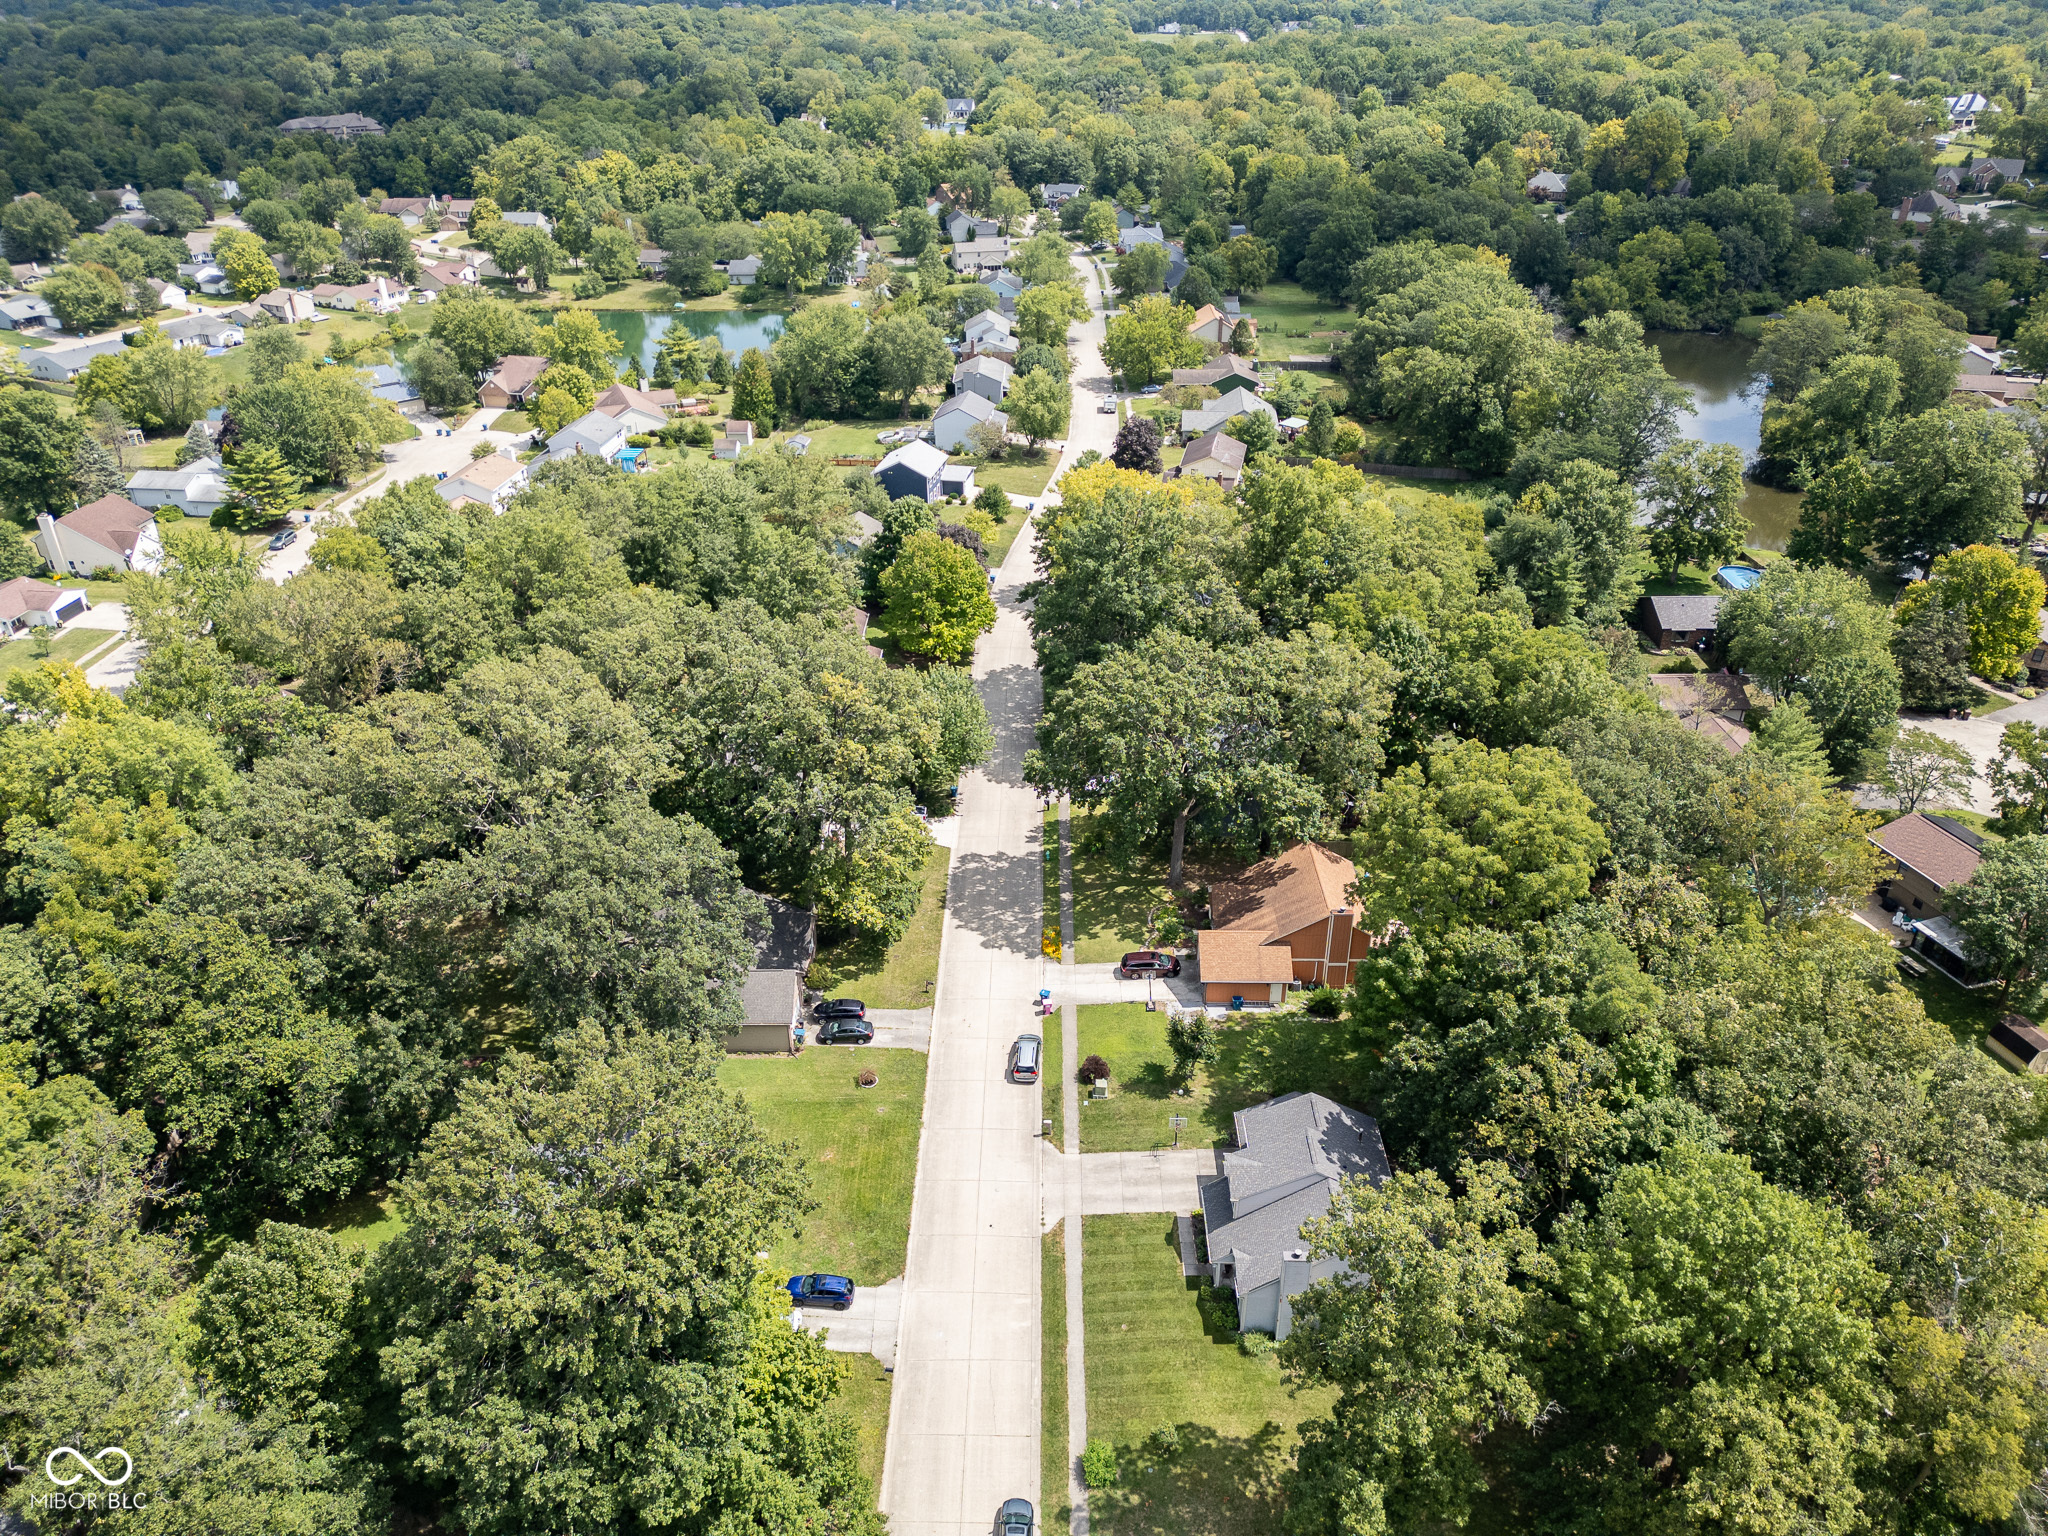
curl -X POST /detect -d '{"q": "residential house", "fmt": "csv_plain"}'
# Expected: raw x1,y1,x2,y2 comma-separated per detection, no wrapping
1961,339,2003,375
637,248,667,275
1186,303,1235,346
947,211,1000,244
593,382,673,435
378,196,437,225
725,895,818,1053
961,309,1016,354
1897,190,1961,225
478,355,551,409
932,391,1009,453
181,263,232,296
159,312,244,349
1935,164,1969,195
1195,841,1380,1004
415,259,479,295
1990,1015,2048,1074
1170,428,1247,489
1527,170,1569,201
254,288,317,323
2023,642,2048,689
34,494,165,575
141,278,188,309
21,335,131,383
944,97,975,126
1037,182,1085,207
952,353,1014,403
1124,223,1168,250
92,186,143,213
873,440,950,502
713,419,756,461
546,410,631,464
0,295,54,331
278,113,385,139
1871,811,1987,983
1171,356,1264,391
1953,375,2037,407
985,270,1027,309
441,199,477,227
951,238,1014,275
125,458,232,521
1946,92,1992,128
1157,21,1181,33
500,210,554,235
1638,592,1723,650
0,576,89,636
723,254,763,286
1197,1092,1392,1339
1180,386,1277,438
434,451,530,511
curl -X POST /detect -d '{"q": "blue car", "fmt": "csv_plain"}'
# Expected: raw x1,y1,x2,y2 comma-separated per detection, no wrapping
786,1273,856,1311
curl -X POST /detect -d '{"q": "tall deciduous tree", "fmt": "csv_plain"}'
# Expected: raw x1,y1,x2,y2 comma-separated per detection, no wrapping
879,529,996,664
729,347,776,430
866,310,952,416
1644,440,1747,576
0,387,86,522
1005,367,1070,451
1871,405,2026,562
1895,543,2046,682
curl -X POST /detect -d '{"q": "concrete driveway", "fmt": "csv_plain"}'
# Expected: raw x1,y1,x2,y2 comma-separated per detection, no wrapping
260,406,521,583
70,602,145,694
793,1276,903,1369
1042,1148,1221,1223
1890,695,2048,814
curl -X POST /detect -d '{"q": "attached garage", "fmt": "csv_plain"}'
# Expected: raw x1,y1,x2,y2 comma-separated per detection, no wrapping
1195,930,1294,1007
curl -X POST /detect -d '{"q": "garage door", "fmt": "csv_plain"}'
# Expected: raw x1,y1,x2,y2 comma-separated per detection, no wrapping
54,597,86,623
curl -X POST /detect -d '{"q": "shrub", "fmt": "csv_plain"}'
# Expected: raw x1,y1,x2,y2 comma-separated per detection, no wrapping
683,419,714,447
1302,986,1343,1019
87,565,119,581
856,1069,878,1088
1147,1426,1181,1461
627,433,655,447
469,441,496,461
1239,1329,1276,1358
1080,1440,1118,1489
1195,1282,1239,1338
1078,1053,1109,1085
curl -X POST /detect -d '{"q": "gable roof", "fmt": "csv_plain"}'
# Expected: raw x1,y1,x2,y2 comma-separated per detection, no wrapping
0,576,66,623
1642,593,1723,632
595,382,670,419
1871,812,1984,889
954,353,1014,382
876,440,948,479
1181,428,1247,471
936,391,1002,423
1181,386,1276,434
1187,303,1226,331
1171,356,1263,389
484,354,550,394
448,454,526,492
1212,841,1359,939
1527,170,1569,193
59,495,156,555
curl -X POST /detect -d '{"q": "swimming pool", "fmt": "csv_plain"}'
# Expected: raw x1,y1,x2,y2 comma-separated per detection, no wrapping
1716,564,1764,591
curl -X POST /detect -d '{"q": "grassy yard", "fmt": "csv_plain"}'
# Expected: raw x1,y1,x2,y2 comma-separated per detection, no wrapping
1083,1214,1336,1536
1069,809,1177,963
492,409,534,433
1043,1224,1073,1536
716,1047,928,1284
968,452,1062,501
1235,282,1344,360
982,503,1032,568
810,843,952,1009
1076,1003,1258,1153
829,1352,895,1497
0,625,122,681
316,1184,406,1251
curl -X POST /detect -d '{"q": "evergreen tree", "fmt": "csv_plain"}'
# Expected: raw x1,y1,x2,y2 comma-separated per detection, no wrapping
72,434,125,504
178,420,215,466
706,349,733,390
1304,397,1337,458
622,353,644,388
1752,697,1832,778
222,442,302,529
1230,317,1258,357
730,347,775,429
649,348,675,390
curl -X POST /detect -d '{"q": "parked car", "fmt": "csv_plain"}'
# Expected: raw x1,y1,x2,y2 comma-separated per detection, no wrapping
1008,1034,1042,1083
1117,950,1181,979
785,1273,856,1311
813,998,866,1022
814,1017,874,1045
1098,398,1116,413
267,528,299,551
1140,384,1162,396
999,1498,1035,1536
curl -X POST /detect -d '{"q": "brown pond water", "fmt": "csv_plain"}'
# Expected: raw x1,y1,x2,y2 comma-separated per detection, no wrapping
1647,330,1802,552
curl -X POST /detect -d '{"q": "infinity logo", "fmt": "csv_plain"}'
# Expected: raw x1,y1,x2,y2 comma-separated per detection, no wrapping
45,1446,133,1488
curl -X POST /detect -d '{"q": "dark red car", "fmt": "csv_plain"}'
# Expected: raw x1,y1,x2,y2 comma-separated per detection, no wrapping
1117,950,1181,979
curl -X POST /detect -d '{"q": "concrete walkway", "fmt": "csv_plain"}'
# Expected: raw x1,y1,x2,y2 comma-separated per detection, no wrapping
879,492,1050,1536
793,1277,903,1369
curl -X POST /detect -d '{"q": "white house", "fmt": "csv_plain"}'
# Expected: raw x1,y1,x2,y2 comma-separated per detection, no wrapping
125,458,233,520
1037,182,1085,208
947,211,999,244
501,210,554,235
34,495,165,575
713,419,756,461
178,262,233,296
160,312,244,349
435,451,530,511
0,295,55,331
0,576,90,636
1199,1093,1391,1340
952,353,1013,403
726,255,763,285
416,259,479,294
254,288,317,323
932,391,1009,453
21,335,132,383
546,410,630,463
962,309,1015,353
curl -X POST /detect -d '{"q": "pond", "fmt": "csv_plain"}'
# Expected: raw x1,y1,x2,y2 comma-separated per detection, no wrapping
588,307,787,376
1648,329,1803,553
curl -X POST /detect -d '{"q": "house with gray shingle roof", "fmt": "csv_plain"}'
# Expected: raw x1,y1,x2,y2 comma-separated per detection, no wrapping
1199,1092,1390,1340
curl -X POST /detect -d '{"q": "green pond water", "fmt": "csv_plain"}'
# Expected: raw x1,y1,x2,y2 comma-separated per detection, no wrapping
588,307,788,375
1648,329,1802,553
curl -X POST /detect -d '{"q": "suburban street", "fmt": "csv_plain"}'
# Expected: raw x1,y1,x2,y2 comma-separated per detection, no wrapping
878,247,1119,1536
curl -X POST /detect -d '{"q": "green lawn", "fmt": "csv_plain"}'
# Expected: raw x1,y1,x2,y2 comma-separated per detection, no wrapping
315,1184,407,1251
829,1352,895,1497
492,409,534,433
0,625,122,681
1069,809,1177,963
1083,1214,1336,1536
982,504,1031,568
968,453,1061,501
716,1047,928,1284
809,843,951,1009
1043,1224,1073,1536
1235,282,1344,360
1077,1003,1258,1153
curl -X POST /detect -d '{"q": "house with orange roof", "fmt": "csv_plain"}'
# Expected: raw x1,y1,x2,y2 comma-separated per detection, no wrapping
1194,842,1378,1005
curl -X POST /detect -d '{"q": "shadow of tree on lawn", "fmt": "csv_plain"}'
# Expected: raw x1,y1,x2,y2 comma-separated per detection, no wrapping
1092,1422,1295,1536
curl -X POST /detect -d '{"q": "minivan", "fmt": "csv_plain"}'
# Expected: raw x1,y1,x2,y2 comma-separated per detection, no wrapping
1008,1035,1042,1083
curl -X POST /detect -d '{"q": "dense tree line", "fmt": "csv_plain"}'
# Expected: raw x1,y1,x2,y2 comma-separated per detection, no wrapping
0,450,987,1529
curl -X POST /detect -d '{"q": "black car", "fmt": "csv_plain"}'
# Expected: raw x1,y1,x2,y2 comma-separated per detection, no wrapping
814,1017,874,1045
812,998,866,1022
1117,950,1181,979
998,1498,1034,1536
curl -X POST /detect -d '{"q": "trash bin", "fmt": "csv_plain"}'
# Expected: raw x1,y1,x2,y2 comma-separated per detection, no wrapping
1230,995,1244,1012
